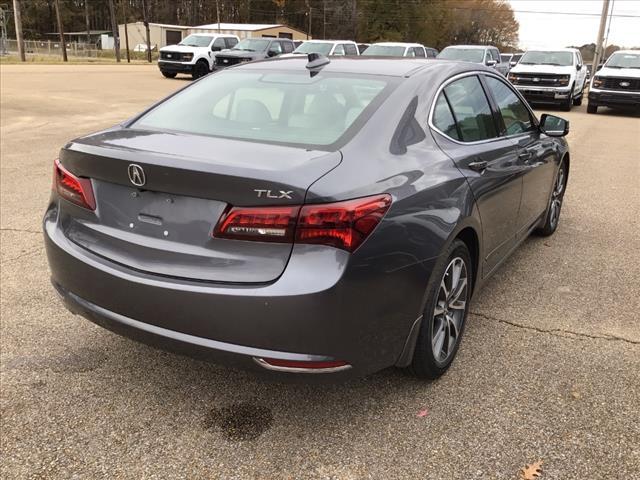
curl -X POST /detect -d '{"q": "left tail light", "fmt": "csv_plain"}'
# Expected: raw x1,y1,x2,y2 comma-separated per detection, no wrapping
213,194,392,252
54,159,96,210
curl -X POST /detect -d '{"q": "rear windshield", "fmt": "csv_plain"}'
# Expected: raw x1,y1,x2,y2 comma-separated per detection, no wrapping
233,38,270,52
437,48,484,63
362,45,406,57
133,69,393,149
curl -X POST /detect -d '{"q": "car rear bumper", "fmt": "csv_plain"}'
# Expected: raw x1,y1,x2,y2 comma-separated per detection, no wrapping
44,203,431,379
157,61,194,74
588,88,640,108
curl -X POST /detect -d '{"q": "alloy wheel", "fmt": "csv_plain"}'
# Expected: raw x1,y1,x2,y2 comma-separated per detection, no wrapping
432,257,468,364
549,166,565,229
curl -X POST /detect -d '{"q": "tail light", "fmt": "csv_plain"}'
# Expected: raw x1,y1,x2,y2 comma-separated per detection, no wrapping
213,194,391,252
54,159,96,210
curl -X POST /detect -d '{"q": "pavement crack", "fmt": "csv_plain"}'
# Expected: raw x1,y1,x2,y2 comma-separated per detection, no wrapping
470,311,639,345
1,246,44,265
0,227,41,235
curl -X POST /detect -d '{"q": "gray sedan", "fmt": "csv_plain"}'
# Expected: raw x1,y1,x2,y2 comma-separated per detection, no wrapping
44,56,570,379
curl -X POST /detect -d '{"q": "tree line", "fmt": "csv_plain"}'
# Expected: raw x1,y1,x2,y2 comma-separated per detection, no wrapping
8,0,519,51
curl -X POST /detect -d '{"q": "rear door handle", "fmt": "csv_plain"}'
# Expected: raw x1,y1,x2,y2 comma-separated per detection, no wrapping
468,160,488,172
518,151,533,161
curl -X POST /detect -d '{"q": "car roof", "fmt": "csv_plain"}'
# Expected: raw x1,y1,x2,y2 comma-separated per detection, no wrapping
608,49,639,55
304,39,357,44
372,42,424,48
446,45,496,50
237,56,486,78
523,48,578,53
190,33,235,37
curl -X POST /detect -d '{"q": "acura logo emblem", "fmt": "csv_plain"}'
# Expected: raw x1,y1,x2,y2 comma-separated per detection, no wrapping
128,164,146,187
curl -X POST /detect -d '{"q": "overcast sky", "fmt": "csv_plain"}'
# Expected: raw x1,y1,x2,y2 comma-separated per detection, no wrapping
507,0,640,50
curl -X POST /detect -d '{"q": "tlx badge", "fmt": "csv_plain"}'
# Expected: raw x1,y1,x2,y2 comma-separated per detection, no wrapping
254,189,293,199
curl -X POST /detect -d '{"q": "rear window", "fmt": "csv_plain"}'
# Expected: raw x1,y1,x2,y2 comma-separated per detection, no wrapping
133,70,393,149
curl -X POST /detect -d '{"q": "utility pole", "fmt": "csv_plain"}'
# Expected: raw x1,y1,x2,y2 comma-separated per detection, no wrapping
123,3,130,63
54,0,67,62
84,0,90,45
592,0,610,74
12,0,25,61
108,0,120,62
306,1,311,39
352,0,357,42
141,0,151,62
323,0,326,40
216,0,221,33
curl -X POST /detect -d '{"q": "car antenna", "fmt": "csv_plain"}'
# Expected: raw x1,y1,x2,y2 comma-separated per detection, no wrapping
306,53,330,70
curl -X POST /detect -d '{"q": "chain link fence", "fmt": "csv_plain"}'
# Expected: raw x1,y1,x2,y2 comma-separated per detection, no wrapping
2,39,157,60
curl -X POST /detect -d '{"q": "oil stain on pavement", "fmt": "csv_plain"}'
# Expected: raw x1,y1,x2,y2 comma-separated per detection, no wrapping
204,402,274,441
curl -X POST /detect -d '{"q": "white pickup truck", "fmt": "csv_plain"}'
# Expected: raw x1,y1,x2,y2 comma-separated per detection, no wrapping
588,50,640,114
508,48,588,111
157,33,239,79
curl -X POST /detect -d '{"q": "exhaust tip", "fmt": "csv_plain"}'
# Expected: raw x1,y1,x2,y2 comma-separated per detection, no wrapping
254,357,351,373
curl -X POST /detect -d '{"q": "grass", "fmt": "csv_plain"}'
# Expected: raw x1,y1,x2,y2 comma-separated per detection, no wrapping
0,52,159,65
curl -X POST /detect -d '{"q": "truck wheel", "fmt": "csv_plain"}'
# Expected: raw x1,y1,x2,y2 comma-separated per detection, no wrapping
587,103,598,114
161,71,177,79
561,85,574,111
192,61,209,80
573,93,583,106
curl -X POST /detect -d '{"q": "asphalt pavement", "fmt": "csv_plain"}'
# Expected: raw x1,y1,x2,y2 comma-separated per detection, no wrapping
1,64,639,479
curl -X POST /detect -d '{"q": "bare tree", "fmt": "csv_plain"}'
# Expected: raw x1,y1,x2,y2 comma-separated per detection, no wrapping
108,0,120,62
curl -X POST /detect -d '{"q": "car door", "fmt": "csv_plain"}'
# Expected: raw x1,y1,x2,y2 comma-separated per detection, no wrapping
574,51,587,93
430,74,526,275
483,74,557,234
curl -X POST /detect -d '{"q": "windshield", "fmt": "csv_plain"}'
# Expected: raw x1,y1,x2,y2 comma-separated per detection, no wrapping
520,51,573,66
605,52,640,69
233,38,270,52
293,42,334,55
362,45,406,57
178,35,213,47
133,70,392,149
437,48,484,63
500,54,511,62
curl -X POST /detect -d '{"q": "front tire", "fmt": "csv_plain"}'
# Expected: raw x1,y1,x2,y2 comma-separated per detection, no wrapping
192,60,210,80
573,92,583,106
535,160,567,236
561,85,574,111
409,239,472,379
587,103,598,114
161,71,177,78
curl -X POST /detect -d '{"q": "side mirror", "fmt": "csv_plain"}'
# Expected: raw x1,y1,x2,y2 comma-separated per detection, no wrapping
539,114,569,137
211,45,222,52
486,59,497,67
267,49,278,57
576,63,581,71
510,61,517,67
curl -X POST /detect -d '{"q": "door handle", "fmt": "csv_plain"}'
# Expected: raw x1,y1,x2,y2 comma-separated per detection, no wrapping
468,160,488,172
518,151,533,161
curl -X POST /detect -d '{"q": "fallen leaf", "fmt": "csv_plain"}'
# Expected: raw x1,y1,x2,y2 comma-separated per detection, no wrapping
520,460,543,480
416,409,429,418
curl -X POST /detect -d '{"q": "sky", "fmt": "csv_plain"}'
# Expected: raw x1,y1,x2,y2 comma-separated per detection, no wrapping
507,0,640,50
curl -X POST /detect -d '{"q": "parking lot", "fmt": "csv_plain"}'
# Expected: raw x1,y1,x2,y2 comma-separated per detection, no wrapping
1,64,639,479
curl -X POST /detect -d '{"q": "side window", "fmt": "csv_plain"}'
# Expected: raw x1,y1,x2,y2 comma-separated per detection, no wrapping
443,76,498,142
414,47,426,58
484,50,492,63
268,41,283,55
283,41,294,53
225,37,238,49
344,43,358,56
212,37,226,51
576,51,582,66
406,48,416,57
333,44,345,56
484,76,534,136
492,49,500,62
432,94,460,140
426,48,437,58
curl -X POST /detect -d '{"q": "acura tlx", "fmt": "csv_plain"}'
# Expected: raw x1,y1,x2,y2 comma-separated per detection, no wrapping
44,54,570,379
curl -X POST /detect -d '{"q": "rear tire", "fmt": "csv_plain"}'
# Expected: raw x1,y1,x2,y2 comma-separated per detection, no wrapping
535,160,567,237
161,71,177,78
192,60,210,80
587,103,598,114
409,239,472,380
